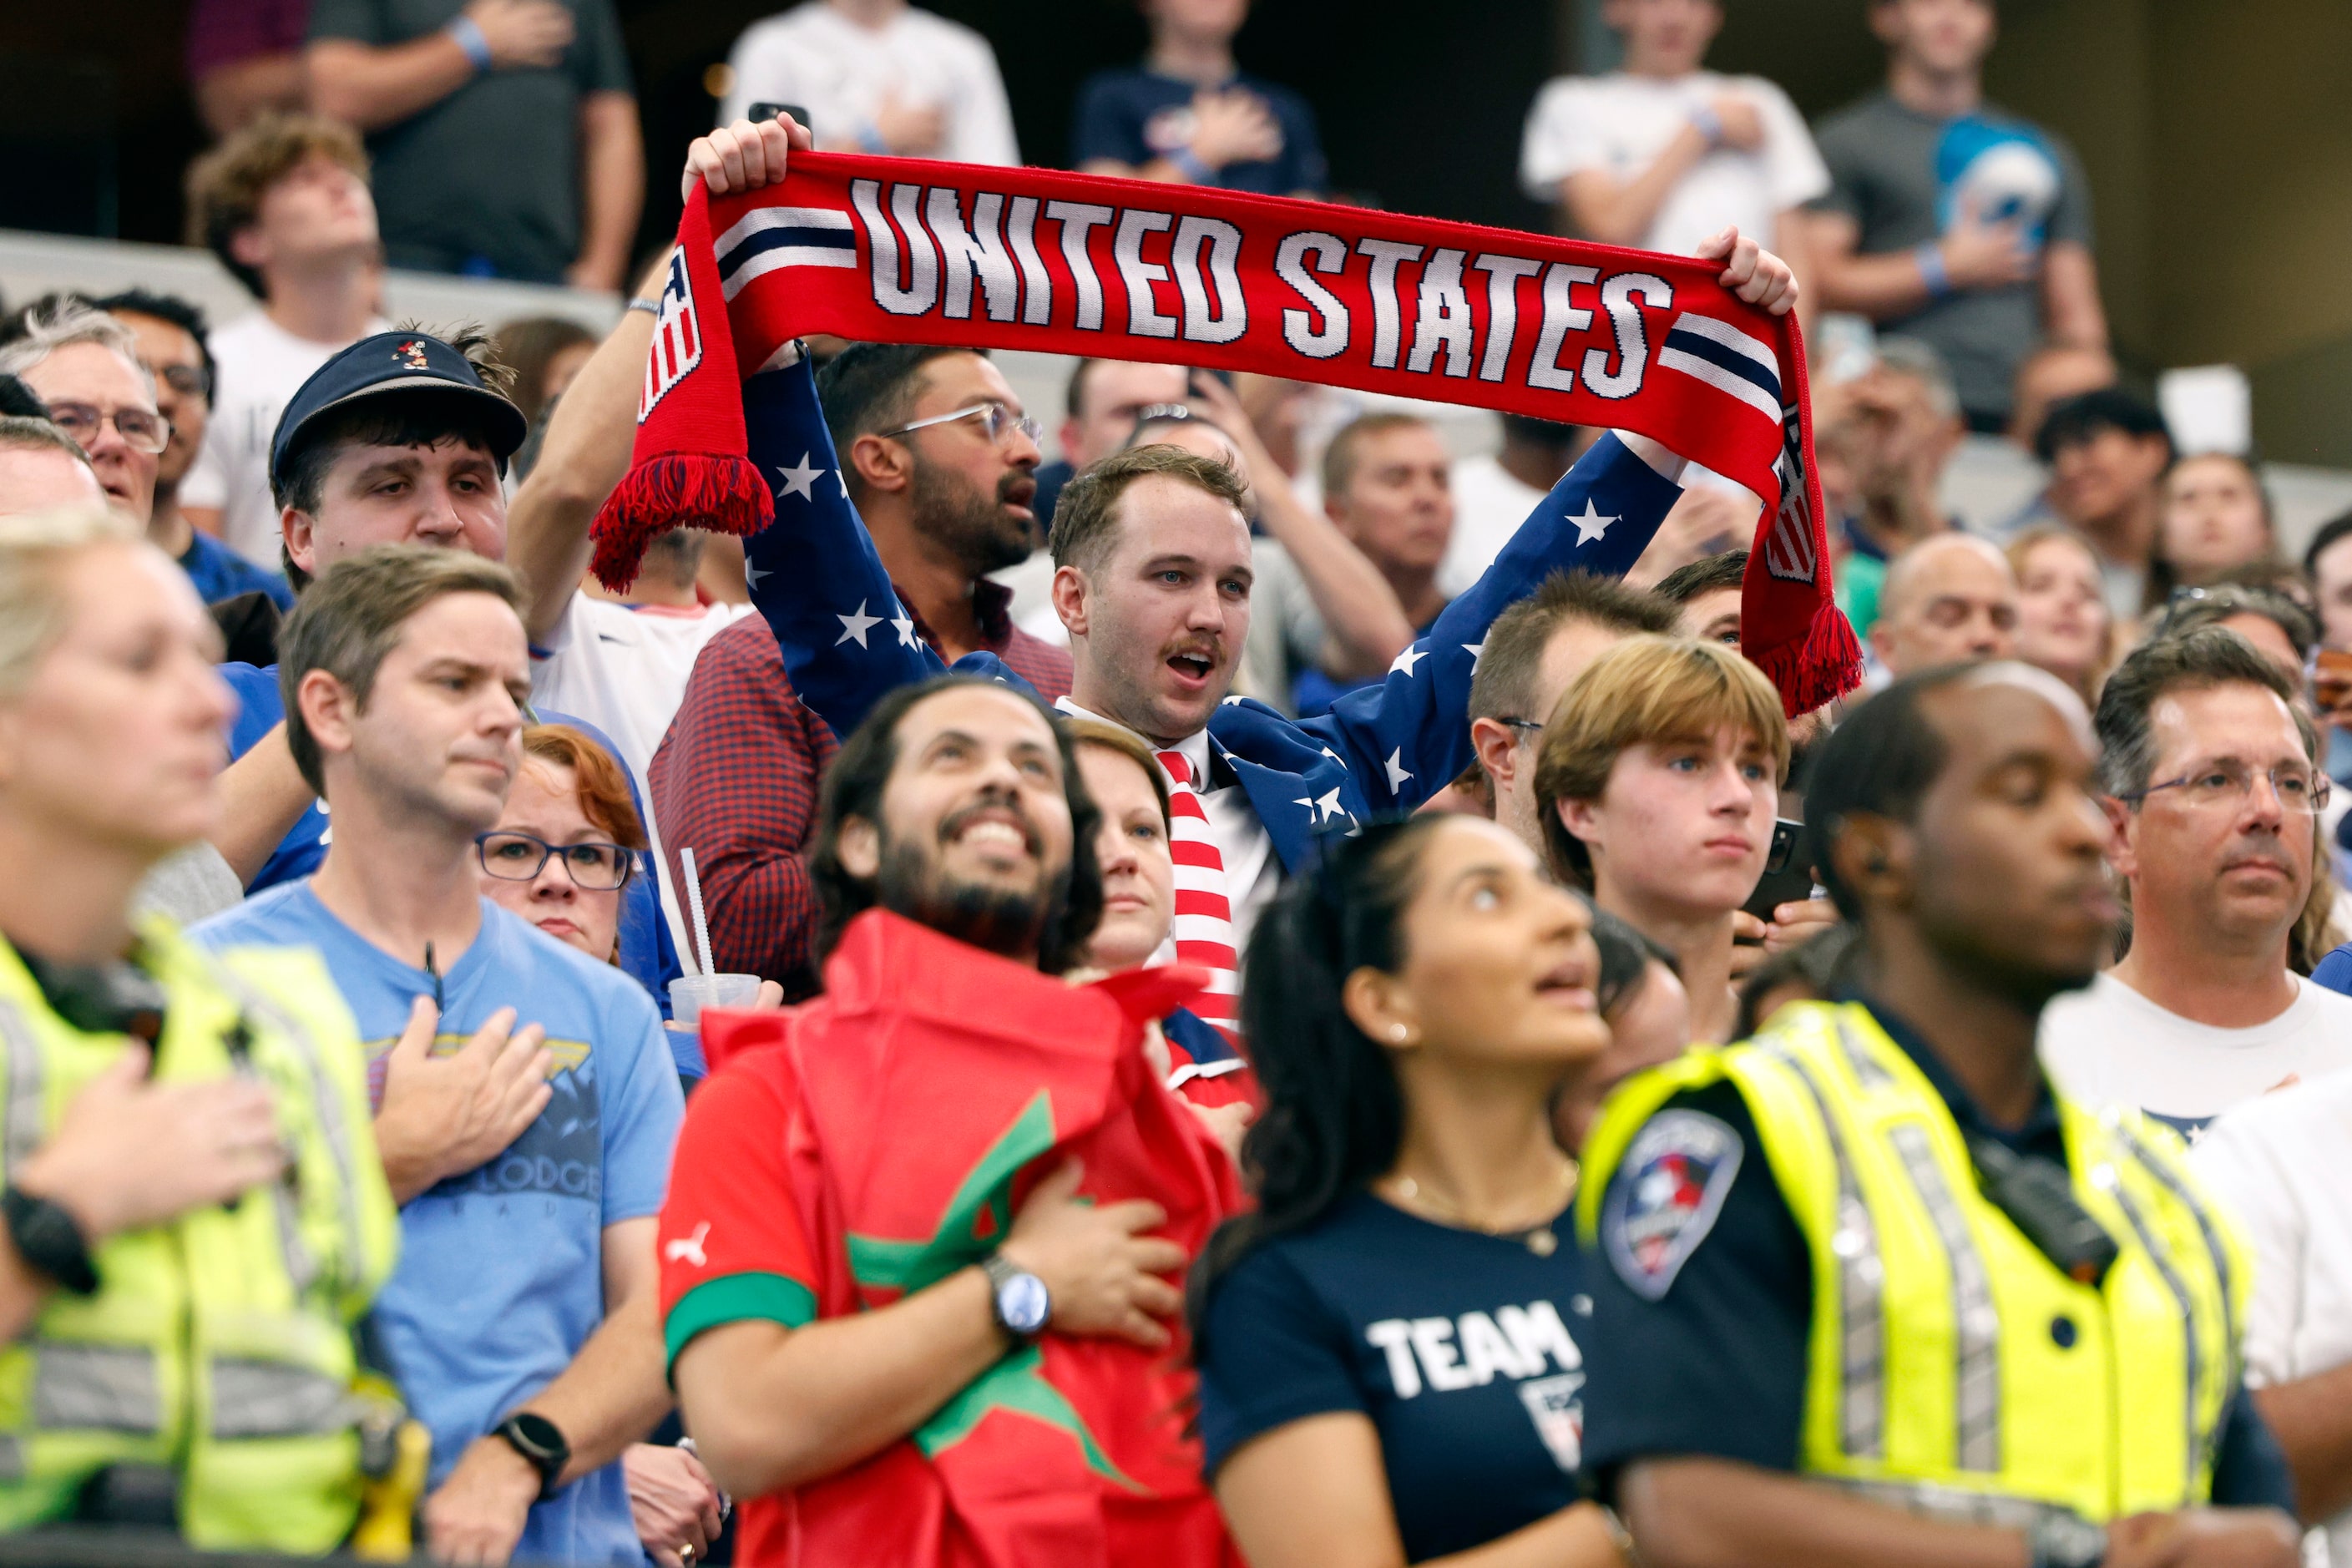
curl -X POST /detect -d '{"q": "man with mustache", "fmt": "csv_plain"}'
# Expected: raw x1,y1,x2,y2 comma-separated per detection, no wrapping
2040,626,2352,1140
1576,660,2299,1568
193,548,708,1568
656,673,1240,1566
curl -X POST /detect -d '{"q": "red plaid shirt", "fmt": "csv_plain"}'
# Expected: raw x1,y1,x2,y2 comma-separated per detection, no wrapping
650,587,1071,996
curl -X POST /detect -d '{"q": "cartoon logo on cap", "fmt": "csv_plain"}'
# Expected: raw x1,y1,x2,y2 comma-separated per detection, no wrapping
395,340,431,372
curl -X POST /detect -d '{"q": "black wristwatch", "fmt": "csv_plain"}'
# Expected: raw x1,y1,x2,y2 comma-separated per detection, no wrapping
980,1252,1050,1343
493,1412,570,1503
2027,1511,2108,1568
3,1187,99,1296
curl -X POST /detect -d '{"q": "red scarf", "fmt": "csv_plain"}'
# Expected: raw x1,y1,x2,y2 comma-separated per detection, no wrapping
596,152,1859,714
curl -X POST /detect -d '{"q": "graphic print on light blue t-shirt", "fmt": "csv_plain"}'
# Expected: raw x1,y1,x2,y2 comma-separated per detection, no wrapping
1935,115,2063,250
190,884,685,1568
1194,1192,1588,1561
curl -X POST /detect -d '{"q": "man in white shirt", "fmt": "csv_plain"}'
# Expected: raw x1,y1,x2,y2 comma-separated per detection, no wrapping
2193,1071,2352,1565
718,0,1018,166
2041,627,2352,1139
1520,0,1827,275
184,113,390,570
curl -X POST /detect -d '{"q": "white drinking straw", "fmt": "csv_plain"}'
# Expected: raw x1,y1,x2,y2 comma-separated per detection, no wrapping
680,847,716,979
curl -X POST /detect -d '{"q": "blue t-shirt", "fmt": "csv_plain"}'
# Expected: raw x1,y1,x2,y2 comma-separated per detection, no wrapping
191,885,685,1567
219,663,684,1019
1195,1191,1588,1561
1070,67,1326,196
179,530,296,612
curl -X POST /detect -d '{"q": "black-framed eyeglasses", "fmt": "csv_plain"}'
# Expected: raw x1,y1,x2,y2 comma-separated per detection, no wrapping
1495,716,1545,742
474,831,637,890
152,362,212,402
2115,761,2330,815
45,402,169,456
878,400,1043,448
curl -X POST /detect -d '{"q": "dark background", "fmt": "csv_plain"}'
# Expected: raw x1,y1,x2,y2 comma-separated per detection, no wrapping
0,0,1572,260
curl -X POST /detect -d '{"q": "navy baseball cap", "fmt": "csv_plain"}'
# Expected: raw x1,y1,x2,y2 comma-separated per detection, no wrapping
269,331,529,493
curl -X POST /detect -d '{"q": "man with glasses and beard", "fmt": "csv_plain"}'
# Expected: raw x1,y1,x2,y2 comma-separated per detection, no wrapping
655,672,1240,1568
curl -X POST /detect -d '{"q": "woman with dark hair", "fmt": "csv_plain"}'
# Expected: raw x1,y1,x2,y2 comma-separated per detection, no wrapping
1191,814,1630,1568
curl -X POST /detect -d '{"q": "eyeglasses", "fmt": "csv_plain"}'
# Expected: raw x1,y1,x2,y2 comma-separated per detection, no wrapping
2116,761,2331,815
474,831,637,890
1495,716,1545,743
151,362,211,402
45,402,169,456
879,400,1043,448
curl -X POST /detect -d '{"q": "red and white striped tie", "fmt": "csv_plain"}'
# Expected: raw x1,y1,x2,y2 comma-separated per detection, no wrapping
1155,749,1241,1034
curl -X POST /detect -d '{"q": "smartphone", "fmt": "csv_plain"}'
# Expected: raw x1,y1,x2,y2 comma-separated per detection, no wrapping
1740,818,1817,929
747,102,812,135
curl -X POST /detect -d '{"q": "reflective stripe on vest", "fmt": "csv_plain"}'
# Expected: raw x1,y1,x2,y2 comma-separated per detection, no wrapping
0,995,44,1176
208,1359,362,1442
1580,1001,2246,1522
33,1344,160,1434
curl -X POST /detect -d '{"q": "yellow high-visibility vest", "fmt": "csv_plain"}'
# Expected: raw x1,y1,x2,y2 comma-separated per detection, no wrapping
1579,1000,2245,1525
0,920,398,1552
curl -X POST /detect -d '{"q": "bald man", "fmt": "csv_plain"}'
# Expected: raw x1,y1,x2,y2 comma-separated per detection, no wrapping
1869,532,2018,676
0,417,109,515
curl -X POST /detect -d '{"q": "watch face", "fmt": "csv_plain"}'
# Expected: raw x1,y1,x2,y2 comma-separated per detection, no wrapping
998,1272,1050,1338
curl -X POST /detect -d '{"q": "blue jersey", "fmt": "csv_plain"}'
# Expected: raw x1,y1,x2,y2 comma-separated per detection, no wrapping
193,885,685,1567
1196,1192,1590,1560
1071,66,1327,197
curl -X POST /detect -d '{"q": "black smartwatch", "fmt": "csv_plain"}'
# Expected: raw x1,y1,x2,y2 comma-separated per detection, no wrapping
980,1252,1050,1343
3,1187,99,1296
493,1412,570,1503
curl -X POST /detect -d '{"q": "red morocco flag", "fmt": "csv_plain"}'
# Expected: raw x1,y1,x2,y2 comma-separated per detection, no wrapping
657,909,1242,1568
596,150,1859,716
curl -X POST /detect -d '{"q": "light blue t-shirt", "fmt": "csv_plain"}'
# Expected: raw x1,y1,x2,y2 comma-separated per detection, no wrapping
193,883,685,1566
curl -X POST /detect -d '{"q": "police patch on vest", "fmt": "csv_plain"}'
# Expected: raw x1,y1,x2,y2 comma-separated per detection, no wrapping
1603,1109,1743,1301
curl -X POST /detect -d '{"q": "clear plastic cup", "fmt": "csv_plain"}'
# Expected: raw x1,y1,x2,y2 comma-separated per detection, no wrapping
669,973,761,1027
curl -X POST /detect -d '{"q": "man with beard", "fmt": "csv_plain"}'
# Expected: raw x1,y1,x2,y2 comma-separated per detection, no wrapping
1575,661,2299,1568
655,673,1240,1568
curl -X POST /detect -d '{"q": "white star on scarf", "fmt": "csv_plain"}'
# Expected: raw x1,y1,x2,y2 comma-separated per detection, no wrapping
1391,645,1429,677
891,614,919,648
1461,640,1486,669
1385,748,1414,792
836,599,883,647
745,559,769,592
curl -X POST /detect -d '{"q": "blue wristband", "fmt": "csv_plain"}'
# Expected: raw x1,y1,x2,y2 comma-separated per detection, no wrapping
855,121,888,155
1169,147,1215,184
1916,242,1955,299
445,14,494,73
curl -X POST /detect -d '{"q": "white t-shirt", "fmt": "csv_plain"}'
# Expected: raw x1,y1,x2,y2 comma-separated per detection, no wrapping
1437,453,1550,599
720,3,1019,167
2193,1070,2352,1567
529,595,757,797
2039,971,2352,1141
190,310,392,569
1519,70,1829,257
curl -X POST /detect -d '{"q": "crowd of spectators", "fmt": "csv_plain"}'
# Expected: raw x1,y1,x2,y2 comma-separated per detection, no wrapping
3,0,2352,1565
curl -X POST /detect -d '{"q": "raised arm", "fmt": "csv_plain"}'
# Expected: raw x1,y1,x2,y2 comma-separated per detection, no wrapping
569,91,645,294
1303,227,1793,810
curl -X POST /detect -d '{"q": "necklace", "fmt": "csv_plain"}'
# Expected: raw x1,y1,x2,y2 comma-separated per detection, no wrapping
1384,1157,1581,1257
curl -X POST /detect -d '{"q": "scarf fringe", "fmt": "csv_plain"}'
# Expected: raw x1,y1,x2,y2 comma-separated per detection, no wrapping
589,452,775,592
1751,602,1864,718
